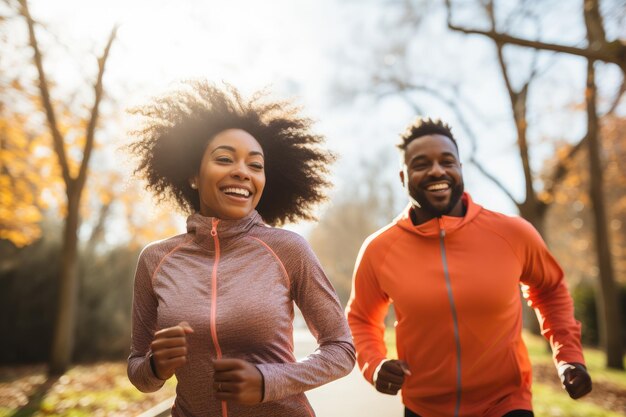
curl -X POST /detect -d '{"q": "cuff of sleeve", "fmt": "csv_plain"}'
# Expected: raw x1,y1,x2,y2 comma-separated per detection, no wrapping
256,363,286,403
254,365,265,402
557,362,586,379
144,352,167,388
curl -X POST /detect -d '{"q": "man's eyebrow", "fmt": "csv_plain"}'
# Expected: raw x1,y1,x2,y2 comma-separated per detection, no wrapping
409,152,457,161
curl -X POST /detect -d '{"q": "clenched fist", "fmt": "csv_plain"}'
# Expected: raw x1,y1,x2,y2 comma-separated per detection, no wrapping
213,358,264,404
559,362,592,399
374,359,411,396
150,321,194,380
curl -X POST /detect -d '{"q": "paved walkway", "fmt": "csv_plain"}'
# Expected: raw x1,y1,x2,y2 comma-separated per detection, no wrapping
294,329,404,417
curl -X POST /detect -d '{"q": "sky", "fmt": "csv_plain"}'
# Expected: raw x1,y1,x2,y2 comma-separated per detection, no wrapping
8,0,620,240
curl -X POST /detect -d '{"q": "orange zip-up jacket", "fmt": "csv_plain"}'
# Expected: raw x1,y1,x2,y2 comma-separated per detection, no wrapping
347,193,584,417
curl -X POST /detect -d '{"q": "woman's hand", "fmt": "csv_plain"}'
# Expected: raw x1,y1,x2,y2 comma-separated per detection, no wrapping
150,321,194,380
213,358,263,404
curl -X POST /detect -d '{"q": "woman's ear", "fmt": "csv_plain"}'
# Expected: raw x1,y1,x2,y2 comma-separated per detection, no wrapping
189,176,198,190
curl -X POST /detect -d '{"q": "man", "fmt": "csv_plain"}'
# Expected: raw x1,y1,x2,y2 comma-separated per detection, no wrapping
346,118,592,417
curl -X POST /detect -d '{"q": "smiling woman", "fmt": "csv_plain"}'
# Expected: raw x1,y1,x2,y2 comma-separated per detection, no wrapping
126,80,355,417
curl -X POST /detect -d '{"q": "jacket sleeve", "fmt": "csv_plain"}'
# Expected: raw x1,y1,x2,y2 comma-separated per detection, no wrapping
518,219,585,368
346,237,391,384
255,234,355,403
127,246,167,393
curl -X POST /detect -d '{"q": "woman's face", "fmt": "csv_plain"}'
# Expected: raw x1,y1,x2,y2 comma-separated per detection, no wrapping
191,129,265,219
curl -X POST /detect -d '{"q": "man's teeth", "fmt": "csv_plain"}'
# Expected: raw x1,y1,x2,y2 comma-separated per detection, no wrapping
427,183,449,191
223,187,250,197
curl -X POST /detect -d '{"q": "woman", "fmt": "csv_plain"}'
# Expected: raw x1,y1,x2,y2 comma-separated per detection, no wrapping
127,81,355,417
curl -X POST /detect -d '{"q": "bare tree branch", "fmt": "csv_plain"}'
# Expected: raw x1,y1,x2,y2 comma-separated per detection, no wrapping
444,0,626,72
76,26,118,191
19,0,70,185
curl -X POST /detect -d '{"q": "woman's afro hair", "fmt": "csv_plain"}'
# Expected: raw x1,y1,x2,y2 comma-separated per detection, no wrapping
128,80,335,226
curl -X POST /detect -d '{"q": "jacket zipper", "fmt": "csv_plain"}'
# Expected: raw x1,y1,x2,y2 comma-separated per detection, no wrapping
438,220,462,417
210,218,228,417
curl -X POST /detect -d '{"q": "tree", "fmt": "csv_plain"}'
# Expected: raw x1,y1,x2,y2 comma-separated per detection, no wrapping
542,115,626,353
14,0,118,374
445,0,624,370
543,115,626,291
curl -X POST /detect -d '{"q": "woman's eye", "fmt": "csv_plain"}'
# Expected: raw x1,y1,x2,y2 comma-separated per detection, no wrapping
250,163,264,170
216,156,232,163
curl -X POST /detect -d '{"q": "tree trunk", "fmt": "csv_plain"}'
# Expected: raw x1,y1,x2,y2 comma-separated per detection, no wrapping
585,61,624,370
49,185,81,375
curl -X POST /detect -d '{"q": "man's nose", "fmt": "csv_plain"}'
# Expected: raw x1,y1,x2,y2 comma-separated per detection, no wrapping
428,162,445,176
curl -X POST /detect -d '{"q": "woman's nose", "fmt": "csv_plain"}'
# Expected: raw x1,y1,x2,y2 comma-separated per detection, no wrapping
230,162,250,180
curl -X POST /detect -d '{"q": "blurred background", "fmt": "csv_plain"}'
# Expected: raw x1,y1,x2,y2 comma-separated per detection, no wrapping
0,0,625,416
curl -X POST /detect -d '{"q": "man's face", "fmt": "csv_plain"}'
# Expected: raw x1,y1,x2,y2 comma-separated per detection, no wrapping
399,134,464,219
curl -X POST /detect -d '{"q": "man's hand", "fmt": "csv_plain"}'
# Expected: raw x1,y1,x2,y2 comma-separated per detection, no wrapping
374,359,411,395
213,358,263,404
150,321,194,380
559,362,592,399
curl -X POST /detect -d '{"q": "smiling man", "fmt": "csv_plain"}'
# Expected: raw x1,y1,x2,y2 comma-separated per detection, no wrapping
346,117,592,417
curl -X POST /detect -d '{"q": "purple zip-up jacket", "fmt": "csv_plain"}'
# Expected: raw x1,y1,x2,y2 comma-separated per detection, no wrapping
128,210,355,417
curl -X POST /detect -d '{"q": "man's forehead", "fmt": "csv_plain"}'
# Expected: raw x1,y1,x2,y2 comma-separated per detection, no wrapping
405,134,458,158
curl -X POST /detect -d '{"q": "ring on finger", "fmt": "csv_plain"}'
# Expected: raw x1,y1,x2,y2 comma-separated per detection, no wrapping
218,383,222,392
387,382,392,390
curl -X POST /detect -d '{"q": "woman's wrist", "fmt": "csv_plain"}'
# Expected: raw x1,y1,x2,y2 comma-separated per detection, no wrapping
149,352,165,380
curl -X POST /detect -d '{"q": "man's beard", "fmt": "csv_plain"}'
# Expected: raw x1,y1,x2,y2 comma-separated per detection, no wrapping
411,181,464,217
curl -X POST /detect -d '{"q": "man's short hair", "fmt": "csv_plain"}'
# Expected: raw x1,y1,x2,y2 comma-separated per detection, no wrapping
397,117,458,153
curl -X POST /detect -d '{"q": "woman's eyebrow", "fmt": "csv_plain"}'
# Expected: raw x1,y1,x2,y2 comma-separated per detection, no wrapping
211,145,264,158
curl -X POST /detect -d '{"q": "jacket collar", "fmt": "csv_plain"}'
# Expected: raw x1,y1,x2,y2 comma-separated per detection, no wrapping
396,192,482,238
187,210,263,250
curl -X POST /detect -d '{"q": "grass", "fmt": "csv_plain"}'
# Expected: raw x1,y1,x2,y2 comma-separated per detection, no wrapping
532,383,624,417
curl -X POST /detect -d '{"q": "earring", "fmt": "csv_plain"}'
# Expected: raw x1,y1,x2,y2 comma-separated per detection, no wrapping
191,183,198,189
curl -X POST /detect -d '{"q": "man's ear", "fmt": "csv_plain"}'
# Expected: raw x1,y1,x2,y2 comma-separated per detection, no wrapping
399,169,406,188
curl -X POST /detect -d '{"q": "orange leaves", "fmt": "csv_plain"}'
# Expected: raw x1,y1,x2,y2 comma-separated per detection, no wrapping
0,110,58,247
544,115,626,286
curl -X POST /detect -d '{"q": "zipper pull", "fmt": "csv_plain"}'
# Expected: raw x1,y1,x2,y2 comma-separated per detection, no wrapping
211,218,219,237
438,218,445,238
